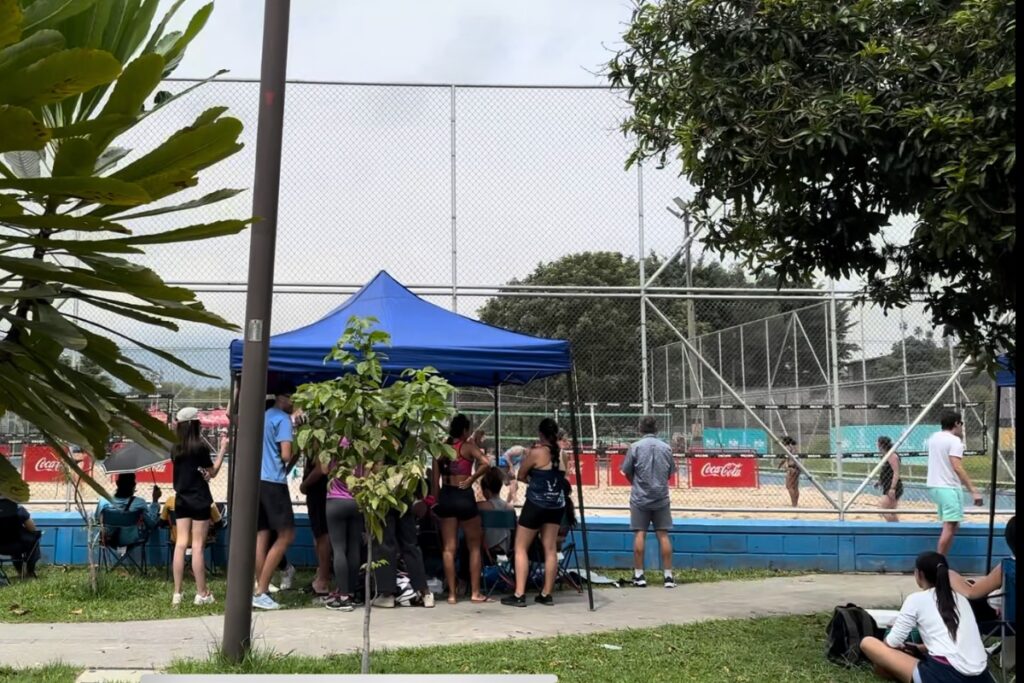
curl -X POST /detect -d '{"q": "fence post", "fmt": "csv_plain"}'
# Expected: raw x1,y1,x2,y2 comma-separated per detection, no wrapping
829,288,844,521
637,162,649,412
449,84,458,312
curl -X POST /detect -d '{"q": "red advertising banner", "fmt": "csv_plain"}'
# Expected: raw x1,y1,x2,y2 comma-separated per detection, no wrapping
566,451,598,487
138,459,174,484
688,457,759,488
608,451,680,488
21,445,89,482
0,444,9,458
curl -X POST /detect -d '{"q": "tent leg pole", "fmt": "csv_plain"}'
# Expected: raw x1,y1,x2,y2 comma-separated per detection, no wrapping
986,384,1001,572
494,384,501,456
226,372,239,514
566,370,595,611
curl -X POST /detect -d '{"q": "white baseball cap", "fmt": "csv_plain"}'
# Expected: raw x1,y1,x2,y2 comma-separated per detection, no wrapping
176,406,200,423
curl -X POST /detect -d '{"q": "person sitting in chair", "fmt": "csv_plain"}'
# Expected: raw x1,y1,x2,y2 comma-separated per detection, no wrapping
478,468,513,555
950,516,1016,623
0,497,42,578
94,473,161,547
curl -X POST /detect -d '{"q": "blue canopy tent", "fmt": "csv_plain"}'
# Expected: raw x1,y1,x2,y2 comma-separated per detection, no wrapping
229,271,594,608
987,354,1015,569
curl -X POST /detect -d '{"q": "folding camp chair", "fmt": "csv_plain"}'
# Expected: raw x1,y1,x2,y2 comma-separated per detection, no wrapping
162,503,228,579
980,558,1016,682
479,508,517,598
98,507,150,575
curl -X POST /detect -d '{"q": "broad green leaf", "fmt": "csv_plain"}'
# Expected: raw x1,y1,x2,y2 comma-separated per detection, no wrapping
160,2,211,73
0,29,64,76
0,47,121,107
74,292,181,330
76,253,196,300
0,302,89,348
77,317,222,377
114,187,245,220
112,117,243,184
0,232,143,254
49,113,134,138
114,0,159,63
0,213,129,233
0,0,22,49
0,176,148,204
984,73,1015,92
21,0,99,35
142,0,184,55
52,137,99,176
0,456,30,502
76,327,154,390
89,52,164,151
116,218,251,245
0,105,50,152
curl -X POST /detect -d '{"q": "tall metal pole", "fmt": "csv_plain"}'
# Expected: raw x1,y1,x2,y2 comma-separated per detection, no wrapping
683,211,697,400
792,313,803,448
493,384,501,457
565,370,595,611
985,383,1002,571
637,163,649,412
828,288,845,520
449,85,458,312
222,0,290,661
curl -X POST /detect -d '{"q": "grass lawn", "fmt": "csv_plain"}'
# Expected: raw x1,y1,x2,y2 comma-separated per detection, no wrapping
2,614,878,683
167,613,879,682
0,566,316,624
0,566,802,624
0,664,79,683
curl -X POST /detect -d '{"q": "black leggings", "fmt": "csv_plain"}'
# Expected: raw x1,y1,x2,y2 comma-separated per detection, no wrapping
326,498,363,595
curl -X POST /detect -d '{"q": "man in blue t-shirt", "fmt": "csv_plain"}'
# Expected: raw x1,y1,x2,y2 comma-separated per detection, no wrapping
253,388,296,610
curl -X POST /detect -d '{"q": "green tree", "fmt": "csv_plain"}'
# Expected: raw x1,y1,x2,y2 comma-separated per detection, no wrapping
477,251,852,402
0,0,248,502
293,317,455,674
608,0,1015,371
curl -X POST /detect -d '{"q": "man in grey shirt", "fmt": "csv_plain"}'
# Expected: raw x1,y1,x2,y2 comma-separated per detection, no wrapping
621,416,677,588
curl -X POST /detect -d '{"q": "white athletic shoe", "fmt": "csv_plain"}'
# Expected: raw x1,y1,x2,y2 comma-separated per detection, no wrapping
252,593,282,610
171,593,183,607
421,592,435,608
194,593,216,606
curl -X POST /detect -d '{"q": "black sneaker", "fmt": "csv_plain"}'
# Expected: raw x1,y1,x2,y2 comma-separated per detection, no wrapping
632,574,647,587
325,594,354,612
534,593,554,606
664,575,676,589
501,594,527,608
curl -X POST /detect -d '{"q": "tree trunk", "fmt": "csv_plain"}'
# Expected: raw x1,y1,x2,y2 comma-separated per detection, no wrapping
361,528,372,674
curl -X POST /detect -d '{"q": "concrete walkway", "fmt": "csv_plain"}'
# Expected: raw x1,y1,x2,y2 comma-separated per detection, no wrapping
0,574,916,669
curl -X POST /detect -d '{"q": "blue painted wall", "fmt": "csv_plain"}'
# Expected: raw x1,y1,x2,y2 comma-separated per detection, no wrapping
27,513,1008,576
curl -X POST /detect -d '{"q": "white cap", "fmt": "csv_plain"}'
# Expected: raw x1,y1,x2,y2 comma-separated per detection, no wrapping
176,406,200,423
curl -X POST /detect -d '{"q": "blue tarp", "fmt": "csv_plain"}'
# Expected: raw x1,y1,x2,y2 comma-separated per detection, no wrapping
996,354,1014,388
229,271,572,388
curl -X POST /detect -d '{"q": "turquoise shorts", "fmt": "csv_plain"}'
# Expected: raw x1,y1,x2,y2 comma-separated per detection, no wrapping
928,487,964,523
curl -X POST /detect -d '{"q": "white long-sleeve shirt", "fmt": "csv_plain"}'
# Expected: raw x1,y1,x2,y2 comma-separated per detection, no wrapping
885,588,988,676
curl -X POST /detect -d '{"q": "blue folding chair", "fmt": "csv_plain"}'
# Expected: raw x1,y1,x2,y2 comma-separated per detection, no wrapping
981,558,1016,682
98,507,150,574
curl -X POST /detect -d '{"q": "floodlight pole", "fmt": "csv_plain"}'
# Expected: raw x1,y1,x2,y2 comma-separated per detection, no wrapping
222,0,291,662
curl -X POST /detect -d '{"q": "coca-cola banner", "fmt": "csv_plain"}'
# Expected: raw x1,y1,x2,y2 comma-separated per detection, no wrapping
21,445,82,483
135,460,174,484
688,457,759,488
608,451,680,488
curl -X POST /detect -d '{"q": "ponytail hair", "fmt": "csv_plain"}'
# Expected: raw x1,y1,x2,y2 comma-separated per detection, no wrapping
538,417,560,466
917,551,960,640
447,414,471,446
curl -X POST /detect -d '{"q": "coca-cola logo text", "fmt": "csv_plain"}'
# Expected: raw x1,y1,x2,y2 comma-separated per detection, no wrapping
699,462,744,478
34,458,62,473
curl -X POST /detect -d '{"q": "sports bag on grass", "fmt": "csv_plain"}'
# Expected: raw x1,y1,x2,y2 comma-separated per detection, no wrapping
825,603,883,667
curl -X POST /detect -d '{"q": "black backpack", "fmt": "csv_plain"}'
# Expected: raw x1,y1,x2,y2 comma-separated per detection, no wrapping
825,604,883,667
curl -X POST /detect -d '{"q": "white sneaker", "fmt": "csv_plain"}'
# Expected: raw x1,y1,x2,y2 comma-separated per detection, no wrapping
252,593,281,610
171,593,183,607
279,564,296,591
194,593,216,606
421,592,435,608
254,581,281,594
372,594,396,608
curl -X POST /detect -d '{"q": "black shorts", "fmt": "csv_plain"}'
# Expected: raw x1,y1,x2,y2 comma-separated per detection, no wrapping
518,500,564,530
435,487,478,521
258,481,295,532
307,489,328,538
915,656,994,683
175,501,212,522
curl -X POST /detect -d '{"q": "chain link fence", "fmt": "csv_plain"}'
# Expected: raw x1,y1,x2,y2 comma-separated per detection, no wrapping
2,80,1013,522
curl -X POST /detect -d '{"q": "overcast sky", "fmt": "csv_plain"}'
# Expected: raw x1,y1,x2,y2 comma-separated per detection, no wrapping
95,0,921,387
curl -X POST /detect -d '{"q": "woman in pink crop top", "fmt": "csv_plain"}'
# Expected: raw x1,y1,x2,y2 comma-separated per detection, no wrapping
431,413,490,604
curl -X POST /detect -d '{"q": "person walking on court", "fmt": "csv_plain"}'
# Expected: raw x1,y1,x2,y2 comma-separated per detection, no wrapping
622,416,677,588
927,413,983,555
